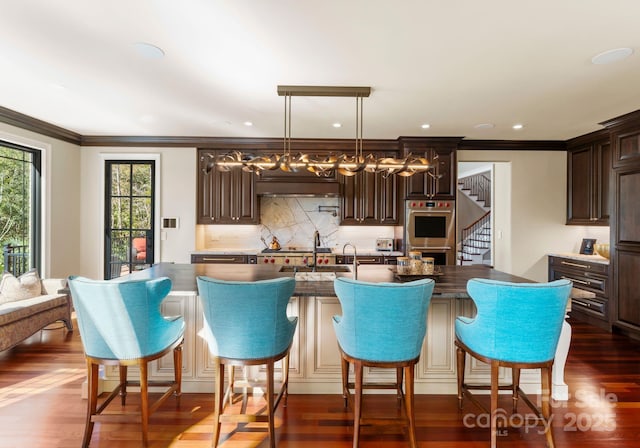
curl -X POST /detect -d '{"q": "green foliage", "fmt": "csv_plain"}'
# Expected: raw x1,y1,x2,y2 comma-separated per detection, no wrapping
0,146,32,273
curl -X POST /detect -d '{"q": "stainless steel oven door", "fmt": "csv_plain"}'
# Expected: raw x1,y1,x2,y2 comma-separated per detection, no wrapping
405,209,455,249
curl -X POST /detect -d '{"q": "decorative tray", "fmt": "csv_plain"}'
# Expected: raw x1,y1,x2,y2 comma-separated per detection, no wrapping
388,266,444,282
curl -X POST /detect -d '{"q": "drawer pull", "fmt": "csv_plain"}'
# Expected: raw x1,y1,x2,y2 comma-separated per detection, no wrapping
572,299,590,307
560,261,590,269
358,258,381,263
561,276,590,286
202,257,238,262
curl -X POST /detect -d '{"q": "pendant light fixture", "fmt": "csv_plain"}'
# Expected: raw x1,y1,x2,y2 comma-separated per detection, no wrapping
211,85,434,177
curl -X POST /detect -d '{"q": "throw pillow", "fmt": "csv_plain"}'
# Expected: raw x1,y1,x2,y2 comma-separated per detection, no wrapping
0,270,42,304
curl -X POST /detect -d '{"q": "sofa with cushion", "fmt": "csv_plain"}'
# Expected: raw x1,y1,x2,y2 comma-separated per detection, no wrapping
0,270,73,352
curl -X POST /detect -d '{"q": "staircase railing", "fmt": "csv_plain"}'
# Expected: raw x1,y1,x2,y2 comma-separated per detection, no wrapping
460,211,491,264
459,173,491,207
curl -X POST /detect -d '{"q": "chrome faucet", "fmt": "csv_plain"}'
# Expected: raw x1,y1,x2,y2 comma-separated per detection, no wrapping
312,230,321,271
342,242,358,280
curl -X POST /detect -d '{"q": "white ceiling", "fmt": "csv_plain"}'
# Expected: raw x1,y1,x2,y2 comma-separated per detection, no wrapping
1,1,639,141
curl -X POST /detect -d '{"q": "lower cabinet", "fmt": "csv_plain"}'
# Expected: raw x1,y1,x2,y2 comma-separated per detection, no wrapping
191,254,257,264
548,255,610,330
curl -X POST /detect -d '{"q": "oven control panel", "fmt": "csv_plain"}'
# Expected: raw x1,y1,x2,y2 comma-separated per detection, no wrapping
407,200,453,210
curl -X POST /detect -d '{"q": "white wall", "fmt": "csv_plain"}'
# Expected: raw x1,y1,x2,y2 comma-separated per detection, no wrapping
79,147,197,279
459,150,610,281
0,123,81,279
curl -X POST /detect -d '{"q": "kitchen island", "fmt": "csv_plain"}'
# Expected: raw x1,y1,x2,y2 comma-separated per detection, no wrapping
112,263,574,399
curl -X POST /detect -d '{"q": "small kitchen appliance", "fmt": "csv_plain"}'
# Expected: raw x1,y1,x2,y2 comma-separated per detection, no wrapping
375,238,394,252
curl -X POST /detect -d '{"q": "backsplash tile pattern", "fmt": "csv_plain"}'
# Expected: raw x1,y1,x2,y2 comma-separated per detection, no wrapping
197,197,399,253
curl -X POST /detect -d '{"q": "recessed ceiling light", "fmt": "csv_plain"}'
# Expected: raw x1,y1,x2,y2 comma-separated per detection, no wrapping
244,121,253,127
333,123,342,128
421,124,431,129
591,47,633,65
474,123,495,129
512,123,524,130
133,42,165,59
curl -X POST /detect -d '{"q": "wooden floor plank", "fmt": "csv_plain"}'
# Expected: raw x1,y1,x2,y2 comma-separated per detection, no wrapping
1,318,640,447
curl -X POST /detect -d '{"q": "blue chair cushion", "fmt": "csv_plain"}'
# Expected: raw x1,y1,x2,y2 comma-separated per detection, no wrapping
196,276,297,360
68,276,185,360
333,277,435,363
455,278,572,363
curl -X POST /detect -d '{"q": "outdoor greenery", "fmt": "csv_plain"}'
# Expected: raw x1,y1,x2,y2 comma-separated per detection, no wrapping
0,146,32,274
107,162,153,278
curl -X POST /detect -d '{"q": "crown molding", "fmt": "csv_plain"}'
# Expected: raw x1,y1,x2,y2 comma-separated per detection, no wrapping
0,106,81,145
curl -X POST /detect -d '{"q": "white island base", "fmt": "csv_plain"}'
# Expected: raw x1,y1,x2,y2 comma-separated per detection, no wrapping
98,292,571,401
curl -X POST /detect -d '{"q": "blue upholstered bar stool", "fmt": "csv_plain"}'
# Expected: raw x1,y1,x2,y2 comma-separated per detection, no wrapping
68,276,185,447
196,276,297,448
332,277,435,448
455,278,572,448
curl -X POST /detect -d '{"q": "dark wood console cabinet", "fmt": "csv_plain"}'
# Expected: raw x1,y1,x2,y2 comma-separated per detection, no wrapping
566,130,611,225
197,149,259,225
548,255,610,330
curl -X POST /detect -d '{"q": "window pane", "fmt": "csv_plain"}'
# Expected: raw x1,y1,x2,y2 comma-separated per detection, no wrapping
111,197,131,228
132,164,151,196
110,231,130,262
0,144,37,275
111,164,131,196
132,197,151,229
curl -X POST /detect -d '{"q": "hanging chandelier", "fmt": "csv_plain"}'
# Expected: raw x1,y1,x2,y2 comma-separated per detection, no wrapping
211,85,434,177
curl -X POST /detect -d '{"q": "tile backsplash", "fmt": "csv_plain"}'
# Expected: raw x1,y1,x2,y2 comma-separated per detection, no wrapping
196,197,401,252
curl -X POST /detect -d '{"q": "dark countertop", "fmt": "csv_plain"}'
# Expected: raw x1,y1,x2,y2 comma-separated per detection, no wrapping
127,263,532,298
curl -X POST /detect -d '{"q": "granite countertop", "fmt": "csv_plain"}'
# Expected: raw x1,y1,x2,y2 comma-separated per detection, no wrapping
548,252,609,265
128,263,533,299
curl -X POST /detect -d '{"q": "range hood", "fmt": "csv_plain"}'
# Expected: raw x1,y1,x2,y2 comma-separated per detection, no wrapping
256,180,340,197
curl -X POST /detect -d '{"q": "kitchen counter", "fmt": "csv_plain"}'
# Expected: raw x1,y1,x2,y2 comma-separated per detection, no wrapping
191,249,405,257
119,263,573,399
130,263,532,298
548,252,609,265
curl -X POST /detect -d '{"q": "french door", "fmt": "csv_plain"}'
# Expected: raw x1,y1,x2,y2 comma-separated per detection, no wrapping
104,160,155,279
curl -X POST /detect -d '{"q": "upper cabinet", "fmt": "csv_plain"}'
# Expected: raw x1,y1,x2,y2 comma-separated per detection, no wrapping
197,149,259,224
602,110,640,169
399,137,460,199
340,152,400,225
566,131,611,225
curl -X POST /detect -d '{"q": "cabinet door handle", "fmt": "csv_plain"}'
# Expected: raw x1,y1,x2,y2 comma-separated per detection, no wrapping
560,261,590,269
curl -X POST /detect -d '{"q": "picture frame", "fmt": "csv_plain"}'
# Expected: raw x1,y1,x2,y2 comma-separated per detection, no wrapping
579,238,596,255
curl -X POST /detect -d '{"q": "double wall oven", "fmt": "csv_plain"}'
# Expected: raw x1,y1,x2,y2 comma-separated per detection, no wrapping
405,200,455,265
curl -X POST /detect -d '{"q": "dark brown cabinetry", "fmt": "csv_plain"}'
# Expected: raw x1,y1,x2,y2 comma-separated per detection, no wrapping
599,110,640,340
336,254,398,265
191,254,257,264
399,137,460,199
548,255,610,330
340,152,400,225
566,131,611,225
197,149,259,224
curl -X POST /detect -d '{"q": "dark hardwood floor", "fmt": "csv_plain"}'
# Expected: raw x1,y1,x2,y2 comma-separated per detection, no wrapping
1,317,639,447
